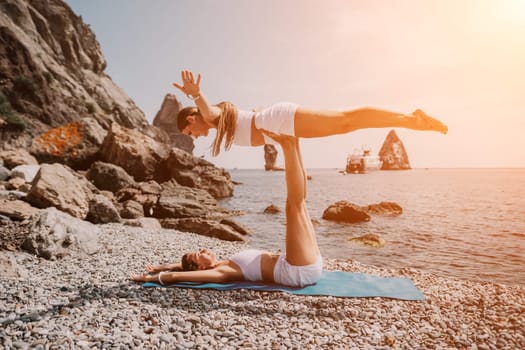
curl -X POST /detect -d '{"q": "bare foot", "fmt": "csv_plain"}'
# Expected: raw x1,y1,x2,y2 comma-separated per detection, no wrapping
411,109,448,134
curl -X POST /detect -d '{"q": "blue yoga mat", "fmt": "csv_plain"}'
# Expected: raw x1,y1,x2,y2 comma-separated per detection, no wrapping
143,270,425,300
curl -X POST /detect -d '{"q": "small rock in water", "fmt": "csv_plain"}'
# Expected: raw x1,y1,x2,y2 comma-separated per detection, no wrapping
349,233,385,248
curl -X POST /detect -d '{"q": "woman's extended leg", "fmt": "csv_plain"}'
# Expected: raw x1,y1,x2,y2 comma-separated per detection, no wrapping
278,135,320,266
294,107,448,138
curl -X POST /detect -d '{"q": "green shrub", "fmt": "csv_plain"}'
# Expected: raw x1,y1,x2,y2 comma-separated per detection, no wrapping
0,93,25,131
14,75,36,93
43,71,54,84
86,102,96,114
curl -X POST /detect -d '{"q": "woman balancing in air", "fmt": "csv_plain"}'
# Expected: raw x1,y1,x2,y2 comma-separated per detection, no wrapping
173,70,447,156
131,133,322,287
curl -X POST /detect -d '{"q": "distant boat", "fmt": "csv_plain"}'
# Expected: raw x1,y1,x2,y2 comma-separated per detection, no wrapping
345,148,382,174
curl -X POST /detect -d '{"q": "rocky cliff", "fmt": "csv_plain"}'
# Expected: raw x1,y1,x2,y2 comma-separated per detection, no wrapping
0,0,243,245
0,0,148,148
378,129,411,170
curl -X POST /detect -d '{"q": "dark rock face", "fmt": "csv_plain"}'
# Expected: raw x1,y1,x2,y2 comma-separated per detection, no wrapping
379,130,411,170
30,118,107,169
166,148,234,199
0,0,148,150
152,94,194,153
322,201,371,223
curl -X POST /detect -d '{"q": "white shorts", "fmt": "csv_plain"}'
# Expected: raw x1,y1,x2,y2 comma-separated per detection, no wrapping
273,255,323,287
254,102,299,145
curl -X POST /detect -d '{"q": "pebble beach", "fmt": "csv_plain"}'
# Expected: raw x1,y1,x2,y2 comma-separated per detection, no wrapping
1,224,524,349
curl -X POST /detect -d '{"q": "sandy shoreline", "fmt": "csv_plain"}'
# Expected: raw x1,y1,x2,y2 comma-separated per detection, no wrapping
1,224,524,349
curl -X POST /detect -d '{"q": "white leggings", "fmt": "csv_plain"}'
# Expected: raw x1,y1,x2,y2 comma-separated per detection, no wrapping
273,255,323,287
255,102,299,145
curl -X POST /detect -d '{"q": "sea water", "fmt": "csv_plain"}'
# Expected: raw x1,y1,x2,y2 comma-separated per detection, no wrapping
219,168,525,286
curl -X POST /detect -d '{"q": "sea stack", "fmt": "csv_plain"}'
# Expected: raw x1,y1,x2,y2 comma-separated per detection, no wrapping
379,130,411,170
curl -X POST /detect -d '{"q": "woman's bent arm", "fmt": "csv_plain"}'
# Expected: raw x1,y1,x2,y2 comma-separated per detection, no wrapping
173,70,221,126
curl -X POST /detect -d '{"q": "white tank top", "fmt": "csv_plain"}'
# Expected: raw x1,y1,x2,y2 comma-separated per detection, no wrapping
232,110,253,146
229,249,263,281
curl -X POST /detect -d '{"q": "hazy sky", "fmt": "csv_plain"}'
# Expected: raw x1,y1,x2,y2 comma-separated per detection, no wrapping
65,0,525,169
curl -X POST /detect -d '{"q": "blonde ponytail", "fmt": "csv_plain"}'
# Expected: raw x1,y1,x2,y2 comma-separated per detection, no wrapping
211,101,238,156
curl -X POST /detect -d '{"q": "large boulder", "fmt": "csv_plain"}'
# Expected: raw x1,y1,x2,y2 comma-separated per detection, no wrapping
322,201,371,223
22,207,101,259
152,94,194,153
153,180,223,219
25,163,96,219
86,161,136,193
166,148,234,199
161,218,247,242
30,118,107,169
379,130,411,170
99,123,170,182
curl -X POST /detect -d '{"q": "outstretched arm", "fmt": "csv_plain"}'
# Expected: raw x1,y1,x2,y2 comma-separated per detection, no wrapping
145,262,181,273
172,70,222,126
131,264,241,284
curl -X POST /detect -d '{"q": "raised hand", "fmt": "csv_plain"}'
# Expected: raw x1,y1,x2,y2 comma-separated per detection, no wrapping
172,70,201,98
146,264,161,273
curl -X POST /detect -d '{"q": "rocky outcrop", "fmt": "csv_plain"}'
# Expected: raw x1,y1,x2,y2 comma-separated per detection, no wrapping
264,145,283,171
379,130,411,170
322,201,371,223
0,0,148,149
152,94,194,153
22,207,100,259
30,117,107,169
0,0,243,243
166,148,234,199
